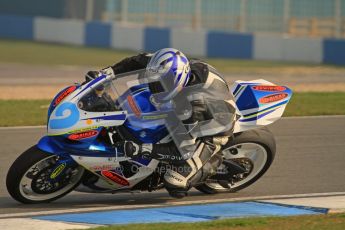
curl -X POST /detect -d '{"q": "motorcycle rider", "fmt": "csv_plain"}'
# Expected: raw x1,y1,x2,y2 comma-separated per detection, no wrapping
85,48,236,198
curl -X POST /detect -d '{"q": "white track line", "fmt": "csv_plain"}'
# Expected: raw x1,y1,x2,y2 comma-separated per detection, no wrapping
283,115,345,120
0,125,45,130
1,192,345,219
0,218,94,230
260,195,345,211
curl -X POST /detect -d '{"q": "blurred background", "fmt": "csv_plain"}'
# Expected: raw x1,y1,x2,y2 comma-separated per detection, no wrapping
0,0,345,126
2,0,345,38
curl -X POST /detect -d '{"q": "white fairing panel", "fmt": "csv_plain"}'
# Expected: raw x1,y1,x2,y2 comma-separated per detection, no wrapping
231,79,292,133
71,155,159,191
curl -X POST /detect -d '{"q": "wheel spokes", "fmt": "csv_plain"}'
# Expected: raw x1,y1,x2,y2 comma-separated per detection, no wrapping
205,143,268,190
19,156,84,201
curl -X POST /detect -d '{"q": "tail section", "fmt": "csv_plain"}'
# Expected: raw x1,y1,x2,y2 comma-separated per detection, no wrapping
232,79,292,133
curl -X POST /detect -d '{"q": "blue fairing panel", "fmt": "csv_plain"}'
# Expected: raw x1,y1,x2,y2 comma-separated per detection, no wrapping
37,136,64,155
47,85,79,123
121,85,169,143
235,85,260,111
37,135,122,158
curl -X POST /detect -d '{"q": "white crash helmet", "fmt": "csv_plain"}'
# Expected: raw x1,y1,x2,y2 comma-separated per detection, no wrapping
146,48,191,103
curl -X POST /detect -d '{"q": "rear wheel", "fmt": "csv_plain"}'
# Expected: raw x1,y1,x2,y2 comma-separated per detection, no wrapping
195,127,276,194
6,146,84,204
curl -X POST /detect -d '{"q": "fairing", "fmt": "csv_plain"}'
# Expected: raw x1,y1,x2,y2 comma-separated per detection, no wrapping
47,74,127,137
232,79,292,133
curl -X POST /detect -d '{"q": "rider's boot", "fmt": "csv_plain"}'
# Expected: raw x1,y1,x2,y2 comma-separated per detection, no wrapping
163,145,223,198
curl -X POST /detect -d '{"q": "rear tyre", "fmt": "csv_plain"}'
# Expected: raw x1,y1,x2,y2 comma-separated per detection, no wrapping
195,127,276,194
6,146,84,204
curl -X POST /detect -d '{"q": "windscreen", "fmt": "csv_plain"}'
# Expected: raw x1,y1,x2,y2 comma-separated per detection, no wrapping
109,68,235,160
78,79,118,112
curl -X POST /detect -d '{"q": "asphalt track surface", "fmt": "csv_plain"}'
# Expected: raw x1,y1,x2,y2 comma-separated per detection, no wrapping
0,116,344,217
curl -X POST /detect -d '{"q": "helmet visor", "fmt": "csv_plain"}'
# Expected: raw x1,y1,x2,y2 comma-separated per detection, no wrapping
146,67,188,102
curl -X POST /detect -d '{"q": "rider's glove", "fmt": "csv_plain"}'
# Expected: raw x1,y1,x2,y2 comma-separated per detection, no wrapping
85,71,100,82
121,141,153,158
100,67,115,77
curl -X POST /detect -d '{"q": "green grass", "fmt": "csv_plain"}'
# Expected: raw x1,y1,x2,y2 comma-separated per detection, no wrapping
90,213,345,230
0,39,134,68
0,100,50,126
1,39,341,73
206,58,328,73
284,92,345,116
0,93,344,127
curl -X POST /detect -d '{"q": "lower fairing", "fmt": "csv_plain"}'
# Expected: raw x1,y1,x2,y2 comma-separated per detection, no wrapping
70,154,160,191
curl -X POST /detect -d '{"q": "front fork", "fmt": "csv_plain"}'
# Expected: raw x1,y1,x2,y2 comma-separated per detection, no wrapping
47,158,78,183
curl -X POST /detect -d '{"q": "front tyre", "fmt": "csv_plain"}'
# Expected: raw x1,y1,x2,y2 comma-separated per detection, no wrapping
195,127,276,194
6,146,84,204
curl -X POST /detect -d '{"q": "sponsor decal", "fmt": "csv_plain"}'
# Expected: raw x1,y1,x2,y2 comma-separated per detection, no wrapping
142,114,168,120
253,85,286,92
165,171,184,183
127,95,141,117
157,153,183,161
68,130,98,140
54,86,77,106
259,93,289,104
90,165,117,171
139,131,146,138
67,126,99,134
50,163,66,179
101,170,130,186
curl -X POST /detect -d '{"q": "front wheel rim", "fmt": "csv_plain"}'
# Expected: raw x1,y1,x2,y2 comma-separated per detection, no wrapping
18,155,84,201
205,142,268,191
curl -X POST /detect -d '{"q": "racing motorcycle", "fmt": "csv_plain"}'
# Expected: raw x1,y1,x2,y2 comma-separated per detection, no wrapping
6,68,292,204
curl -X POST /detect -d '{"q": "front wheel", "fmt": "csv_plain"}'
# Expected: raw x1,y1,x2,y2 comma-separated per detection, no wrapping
195,127,276,194
6,146,84,204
